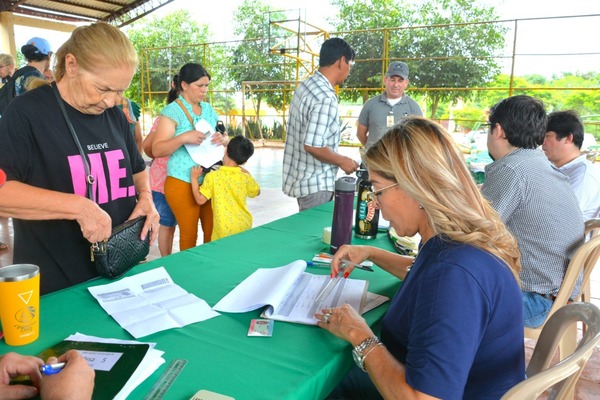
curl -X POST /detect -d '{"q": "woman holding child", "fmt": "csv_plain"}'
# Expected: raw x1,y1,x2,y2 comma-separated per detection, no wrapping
152,63,227,250
317,117,525,399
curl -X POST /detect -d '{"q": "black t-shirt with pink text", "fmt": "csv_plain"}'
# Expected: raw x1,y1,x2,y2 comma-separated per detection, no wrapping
0,84,146,294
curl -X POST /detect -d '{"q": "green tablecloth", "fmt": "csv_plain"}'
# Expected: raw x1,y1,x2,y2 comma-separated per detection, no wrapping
0,202,401,400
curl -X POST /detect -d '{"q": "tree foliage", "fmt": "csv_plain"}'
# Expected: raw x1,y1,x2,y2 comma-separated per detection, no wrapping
124,10,212,111
228,0,294,138
469,72,600,135
330,0,506,117
329,0,406,103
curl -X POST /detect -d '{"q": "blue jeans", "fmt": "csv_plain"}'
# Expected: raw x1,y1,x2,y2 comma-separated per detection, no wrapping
523,292,553,328
152,191,177,227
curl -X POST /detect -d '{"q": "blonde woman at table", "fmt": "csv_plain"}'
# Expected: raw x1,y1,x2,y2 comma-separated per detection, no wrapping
316,117,525,399
152,63,227,250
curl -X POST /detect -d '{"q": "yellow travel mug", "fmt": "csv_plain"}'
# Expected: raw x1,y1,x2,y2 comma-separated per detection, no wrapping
0,264,40,346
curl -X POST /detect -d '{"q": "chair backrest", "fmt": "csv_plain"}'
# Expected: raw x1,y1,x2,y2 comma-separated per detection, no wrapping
546,234,600,318
502,302,600,400
584,218,600,238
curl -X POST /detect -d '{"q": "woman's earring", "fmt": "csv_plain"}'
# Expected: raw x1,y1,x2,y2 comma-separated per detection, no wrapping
419,205,424,209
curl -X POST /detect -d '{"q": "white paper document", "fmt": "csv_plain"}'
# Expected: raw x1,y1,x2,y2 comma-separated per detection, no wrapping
88,267,220,338
212,260,371,325
65,332,165,400
184,119,225,168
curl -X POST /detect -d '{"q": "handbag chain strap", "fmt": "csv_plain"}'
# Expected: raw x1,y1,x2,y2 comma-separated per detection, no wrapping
51,82,95,202
51,83,106,255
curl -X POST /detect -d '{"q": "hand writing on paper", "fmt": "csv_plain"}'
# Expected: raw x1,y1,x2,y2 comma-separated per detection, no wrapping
331,245,371,278
41,350,95,400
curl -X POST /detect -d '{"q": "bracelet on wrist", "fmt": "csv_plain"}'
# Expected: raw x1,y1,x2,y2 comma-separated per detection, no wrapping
352,336,383,371
138,189,152,197
361,343,384,370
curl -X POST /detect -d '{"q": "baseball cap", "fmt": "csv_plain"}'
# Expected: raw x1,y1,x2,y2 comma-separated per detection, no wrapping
386,61,409,79
24,37,52,56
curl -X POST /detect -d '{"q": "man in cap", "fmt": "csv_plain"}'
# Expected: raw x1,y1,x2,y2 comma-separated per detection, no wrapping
0,38,52,117
14,37,52,96
357,61,422,148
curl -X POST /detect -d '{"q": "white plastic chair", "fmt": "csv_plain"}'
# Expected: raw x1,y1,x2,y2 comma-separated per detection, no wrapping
502,302,600,399
524,234,600,361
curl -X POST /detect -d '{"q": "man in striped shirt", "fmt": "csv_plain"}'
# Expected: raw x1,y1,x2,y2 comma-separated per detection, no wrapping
482,95,584,328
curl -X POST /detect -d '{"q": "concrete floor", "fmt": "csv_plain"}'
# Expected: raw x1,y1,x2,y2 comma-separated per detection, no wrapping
1,145,599,397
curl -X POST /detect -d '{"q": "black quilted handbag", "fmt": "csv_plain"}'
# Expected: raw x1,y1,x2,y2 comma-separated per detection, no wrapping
52,83,150,280
91,216,150,279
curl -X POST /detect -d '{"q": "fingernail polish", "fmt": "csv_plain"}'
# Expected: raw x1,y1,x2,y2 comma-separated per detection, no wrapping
343,271,349,279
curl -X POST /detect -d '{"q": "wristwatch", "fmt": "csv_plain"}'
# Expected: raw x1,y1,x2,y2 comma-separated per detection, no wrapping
352,336,382,371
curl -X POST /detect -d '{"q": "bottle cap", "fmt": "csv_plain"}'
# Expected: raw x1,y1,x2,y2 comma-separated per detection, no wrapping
335,176,356,192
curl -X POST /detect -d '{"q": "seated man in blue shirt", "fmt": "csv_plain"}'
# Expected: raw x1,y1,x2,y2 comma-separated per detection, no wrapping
481,95,584,328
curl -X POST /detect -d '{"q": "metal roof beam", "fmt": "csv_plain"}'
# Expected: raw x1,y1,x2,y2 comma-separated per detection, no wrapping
107,0,175,27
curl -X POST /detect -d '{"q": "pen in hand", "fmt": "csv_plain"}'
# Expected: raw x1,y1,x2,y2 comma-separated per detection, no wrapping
340,259,374,272
40,362,66,375
307,259,373,272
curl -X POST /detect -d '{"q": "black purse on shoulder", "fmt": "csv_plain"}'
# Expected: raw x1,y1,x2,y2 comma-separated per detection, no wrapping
52,83,149,279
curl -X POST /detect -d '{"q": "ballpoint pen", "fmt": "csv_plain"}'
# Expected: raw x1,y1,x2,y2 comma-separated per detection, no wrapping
306,261,331,267
340,259,374,272
308,255,374,272
40,362,66,375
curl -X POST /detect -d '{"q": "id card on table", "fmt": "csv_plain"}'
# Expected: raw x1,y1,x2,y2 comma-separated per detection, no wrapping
247,319,274,337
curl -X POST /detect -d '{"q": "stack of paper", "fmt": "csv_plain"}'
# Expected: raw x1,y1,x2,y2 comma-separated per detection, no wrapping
88,267,220,338
38,332,164,400
213,260,387,325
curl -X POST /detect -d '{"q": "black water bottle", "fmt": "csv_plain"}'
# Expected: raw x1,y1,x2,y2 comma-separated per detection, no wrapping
330,176,356,254
355,171,379,239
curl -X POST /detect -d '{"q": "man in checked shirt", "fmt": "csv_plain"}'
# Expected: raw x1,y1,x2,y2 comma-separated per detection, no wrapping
282,38,360,211
481,95,584,328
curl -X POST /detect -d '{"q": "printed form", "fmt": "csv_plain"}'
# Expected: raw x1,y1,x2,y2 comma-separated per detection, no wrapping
88,267,220,338
184,119,225,168
213,260,382,325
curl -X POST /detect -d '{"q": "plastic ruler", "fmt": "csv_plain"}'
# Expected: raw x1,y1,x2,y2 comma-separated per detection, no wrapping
143,358,188,400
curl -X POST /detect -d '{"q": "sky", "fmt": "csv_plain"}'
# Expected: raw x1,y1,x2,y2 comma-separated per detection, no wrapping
6,0,600,77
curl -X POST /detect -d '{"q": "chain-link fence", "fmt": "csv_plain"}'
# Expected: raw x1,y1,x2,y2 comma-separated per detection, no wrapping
139,13,600,140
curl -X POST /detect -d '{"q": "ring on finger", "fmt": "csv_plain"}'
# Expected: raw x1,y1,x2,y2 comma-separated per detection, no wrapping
323,314,330,324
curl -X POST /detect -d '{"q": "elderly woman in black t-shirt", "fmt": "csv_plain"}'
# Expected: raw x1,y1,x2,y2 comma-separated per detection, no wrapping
0,22,159,294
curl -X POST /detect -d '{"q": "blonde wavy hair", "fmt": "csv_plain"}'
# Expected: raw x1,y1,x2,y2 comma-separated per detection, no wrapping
365,117,521,282
54,22,138,82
